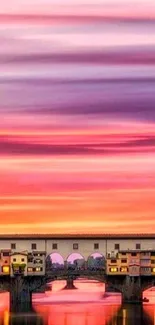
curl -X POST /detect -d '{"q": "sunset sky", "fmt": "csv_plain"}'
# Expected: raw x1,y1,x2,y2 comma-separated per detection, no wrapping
0,0,155,234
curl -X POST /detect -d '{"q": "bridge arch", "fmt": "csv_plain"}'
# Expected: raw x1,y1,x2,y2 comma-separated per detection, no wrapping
46,252,64,271
66,253,85,270
87,252,106,270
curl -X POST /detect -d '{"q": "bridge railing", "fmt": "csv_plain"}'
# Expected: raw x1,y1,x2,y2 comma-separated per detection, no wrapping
45,268,106,278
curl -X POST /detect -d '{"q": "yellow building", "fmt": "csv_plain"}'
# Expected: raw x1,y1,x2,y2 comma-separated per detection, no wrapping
106,250,155,276
107,251,128,275
150,251,155,275
10,252,28,277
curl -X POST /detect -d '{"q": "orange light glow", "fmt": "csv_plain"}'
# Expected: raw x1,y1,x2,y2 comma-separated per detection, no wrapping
2,266,10,274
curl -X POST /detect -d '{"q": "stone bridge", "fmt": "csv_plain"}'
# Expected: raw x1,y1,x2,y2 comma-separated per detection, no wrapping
1,270,155,308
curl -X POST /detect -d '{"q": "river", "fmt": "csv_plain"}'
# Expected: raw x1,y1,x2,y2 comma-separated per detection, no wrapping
0,279,155,325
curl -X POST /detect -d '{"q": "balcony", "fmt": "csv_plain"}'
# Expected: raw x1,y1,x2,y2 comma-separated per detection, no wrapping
140,260,151,267
12,263,26,275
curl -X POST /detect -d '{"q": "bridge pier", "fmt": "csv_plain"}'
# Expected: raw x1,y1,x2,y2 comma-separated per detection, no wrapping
65,278,76,289
8,275,47,311
121,276,142,302
10,275,32,306
107,275,143,303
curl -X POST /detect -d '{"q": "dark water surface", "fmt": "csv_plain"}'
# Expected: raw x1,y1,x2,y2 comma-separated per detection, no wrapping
0,280,154,325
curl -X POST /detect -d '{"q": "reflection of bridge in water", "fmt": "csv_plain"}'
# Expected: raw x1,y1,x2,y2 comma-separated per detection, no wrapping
34,299,121,325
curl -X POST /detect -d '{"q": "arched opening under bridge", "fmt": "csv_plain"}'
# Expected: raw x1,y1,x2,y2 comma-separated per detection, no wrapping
46,253,64,271
66,253,85,270
87,253,105,270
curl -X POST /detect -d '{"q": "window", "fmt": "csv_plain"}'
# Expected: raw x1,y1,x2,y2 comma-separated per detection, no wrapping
11,243,16,249
151,252,155,256
136,243,141,250
73,243,78,250
120,267,128,272
94,243,99,250
3,252,9,257
2,266,9,274
32,243,37,250
13,258,16,262
28,258,33,263
152,268,155,273
109,267,118,272
52,243,58,250
115,244,120,250
151,260,155,264
35,259,43,264
141,259,149,265
121,259,127,263
131,253,137,256
142,252,150,257
21,258,25,262
5,260,8,264
27,267,33,272
143,267,150,272
121,252,126,256
111,259,117,263
35,267,43,272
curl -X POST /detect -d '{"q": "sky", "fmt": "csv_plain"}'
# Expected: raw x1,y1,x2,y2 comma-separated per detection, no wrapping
0,0,155,234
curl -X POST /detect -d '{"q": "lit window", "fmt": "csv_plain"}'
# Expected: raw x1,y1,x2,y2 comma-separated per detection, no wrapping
36,267,41,272
152,268,155,273
110,267,118,272
120,267,128,272
28,267,33,272
2,266,10,274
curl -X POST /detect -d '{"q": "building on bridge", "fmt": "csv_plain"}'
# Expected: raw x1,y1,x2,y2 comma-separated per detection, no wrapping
0,234,155,277
10,252,28,276
106,249,155,277
0,249,11,275
27,251,46,276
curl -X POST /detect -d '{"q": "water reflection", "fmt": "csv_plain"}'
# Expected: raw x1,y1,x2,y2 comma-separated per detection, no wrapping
0,280,155,325
34,303,120,325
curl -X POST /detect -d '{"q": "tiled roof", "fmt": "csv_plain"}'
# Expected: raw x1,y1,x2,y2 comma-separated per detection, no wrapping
0,234,154,239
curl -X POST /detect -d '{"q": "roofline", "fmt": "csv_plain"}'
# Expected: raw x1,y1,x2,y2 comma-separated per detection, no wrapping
0,234,154,239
